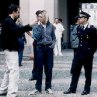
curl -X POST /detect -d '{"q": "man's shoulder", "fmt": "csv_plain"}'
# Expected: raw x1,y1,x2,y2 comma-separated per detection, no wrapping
3,16,14,25
32,24,40,29
89,25,96,29
87,25,97,31
70,24,79,31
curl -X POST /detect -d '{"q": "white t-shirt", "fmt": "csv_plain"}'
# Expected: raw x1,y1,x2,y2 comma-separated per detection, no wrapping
53,23,65,38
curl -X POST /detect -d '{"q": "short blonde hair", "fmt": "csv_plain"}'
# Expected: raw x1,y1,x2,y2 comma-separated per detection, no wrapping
41,10,49,23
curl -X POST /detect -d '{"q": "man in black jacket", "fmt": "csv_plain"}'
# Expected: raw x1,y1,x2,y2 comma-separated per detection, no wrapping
0,4,32,97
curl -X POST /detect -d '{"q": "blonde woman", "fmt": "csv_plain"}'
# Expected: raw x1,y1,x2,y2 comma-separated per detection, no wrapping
29,10,56,95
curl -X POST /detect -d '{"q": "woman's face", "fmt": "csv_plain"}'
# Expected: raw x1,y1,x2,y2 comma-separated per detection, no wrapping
38,12,48,24
54,19,59,24
38,13,45,23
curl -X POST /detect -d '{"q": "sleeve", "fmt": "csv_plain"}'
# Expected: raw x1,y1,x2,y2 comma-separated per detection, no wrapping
32,25,42,40
49,25,56,48
6,20,32,37
70,25,78,43
60,24,65,32
70,25,74,43
52,25,56,42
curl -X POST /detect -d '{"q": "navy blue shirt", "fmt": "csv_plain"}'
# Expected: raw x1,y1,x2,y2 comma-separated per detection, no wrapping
77,25,97,53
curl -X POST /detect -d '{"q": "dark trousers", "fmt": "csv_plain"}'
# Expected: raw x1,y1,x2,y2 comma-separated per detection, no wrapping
35,45,53,91
18,38,24,65
70,48,78,74
32,40,38,79
69,48,94,92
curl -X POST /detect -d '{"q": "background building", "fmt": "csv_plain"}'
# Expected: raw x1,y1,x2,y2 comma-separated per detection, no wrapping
82,3,97,27
0,0,97,48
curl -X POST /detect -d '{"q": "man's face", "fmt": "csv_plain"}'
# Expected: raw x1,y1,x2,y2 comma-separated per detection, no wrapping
77,18,81,24
36,16,40,21
79,16,87,24
13,8,20,20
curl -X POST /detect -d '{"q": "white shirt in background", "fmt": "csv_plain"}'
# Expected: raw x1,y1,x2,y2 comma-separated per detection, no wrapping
53,23,65,38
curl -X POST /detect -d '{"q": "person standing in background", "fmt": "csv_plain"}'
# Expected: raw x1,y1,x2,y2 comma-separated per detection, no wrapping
58,18,64,49
16,18,27,67
70,16,80,74
54,18,64,56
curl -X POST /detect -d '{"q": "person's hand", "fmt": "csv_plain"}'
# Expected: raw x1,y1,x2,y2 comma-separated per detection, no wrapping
29,54,34,60
49,43,55,49
30,19,38,26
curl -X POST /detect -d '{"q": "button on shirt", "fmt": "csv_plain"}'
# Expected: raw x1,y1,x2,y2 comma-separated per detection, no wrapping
78,24,88,47
77,24,97,51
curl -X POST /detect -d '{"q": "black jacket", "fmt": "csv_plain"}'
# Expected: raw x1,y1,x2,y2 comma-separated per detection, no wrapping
77,25,97,54
1,16,32,51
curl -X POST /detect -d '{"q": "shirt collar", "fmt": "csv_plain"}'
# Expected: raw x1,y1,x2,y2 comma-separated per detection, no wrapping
83,23,88,29
42,24,46,29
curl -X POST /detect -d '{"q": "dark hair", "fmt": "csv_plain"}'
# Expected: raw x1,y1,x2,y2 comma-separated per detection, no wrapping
58,18,62,22
8,4,19,14
73,16,80,24
35,10,42,16
54,18,59,20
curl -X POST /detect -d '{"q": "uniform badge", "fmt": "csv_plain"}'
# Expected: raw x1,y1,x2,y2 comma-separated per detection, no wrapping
86,35,89,39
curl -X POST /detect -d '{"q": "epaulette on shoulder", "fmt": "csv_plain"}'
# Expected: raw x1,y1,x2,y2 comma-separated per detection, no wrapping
90,25,95,28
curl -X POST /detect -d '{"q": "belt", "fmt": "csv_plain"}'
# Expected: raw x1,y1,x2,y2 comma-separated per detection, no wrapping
39,44,52,47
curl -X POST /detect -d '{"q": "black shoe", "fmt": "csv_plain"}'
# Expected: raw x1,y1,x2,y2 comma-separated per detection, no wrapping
19,64,22,67
63,89,76,94
29,76,37,81
0,92,7,96
81,90,90,95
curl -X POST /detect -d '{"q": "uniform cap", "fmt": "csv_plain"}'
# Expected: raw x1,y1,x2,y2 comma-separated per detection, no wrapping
79,11,91,18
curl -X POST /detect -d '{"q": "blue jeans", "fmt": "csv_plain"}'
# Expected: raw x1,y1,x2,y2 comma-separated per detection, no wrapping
35,45,54,91
32,40,38,79
18,38,25,65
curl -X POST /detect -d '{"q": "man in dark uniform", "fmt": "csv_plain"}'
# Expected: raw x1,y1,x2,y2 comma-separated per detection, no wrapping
64,11,97,95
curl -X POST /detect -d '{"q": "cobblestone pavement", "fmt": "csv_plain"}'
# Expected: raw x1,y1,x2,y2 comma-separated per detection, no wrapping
0,49,97,97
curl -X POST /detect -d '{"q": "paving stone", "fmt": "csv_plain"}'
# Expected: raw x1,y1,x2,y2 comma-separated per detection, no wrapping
0,49,97,97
